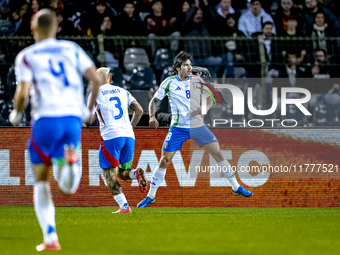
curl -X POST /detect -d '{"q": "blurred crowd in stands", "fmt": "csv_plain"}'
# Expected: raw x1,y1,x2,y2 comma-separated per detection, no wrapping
0,0,339,37
1,0,340,126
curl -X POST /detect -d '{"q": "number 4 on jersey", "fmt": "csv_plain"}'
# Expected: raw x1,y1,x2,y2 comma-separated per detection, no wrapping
49,59,69,86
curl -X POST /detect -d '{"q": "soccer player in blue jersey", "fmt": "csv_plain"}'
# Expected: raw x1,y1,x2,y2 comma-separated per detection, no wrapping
138,52,253,208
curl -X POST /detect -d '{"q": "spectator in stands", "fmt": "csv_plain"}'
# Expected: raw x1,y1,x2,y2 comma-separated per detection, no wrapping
97,16,113,35
311,48,334,78
311,11,332,51
292,0,304,10
327,82,340,95
238,0,276,38
215,0,236,18
49,0,64,11
275,52,309,87
113,1,144,35
199,0,241,36
302,0,340,35
0,0,17,36
168,0,190,34
325,82,340,116
10,0,28,33
318,0,340,18
274,0,302,36
182,3,209,37
67,10,88,36
280,15,303,36
183,3,216,64
89,0,115,36
145,0,169,36
0,0,10,16
55,8,72,36
253,21,280,65
244,21,280,77
16,0,42,35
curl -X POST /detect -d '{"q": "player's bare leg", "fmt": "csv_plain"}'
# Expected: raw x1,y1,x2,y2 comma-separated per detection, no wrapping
137,150,176,207
202,142,253,197
103,167,131,213
58,145,81,194
33,164,61,251
117,167,147,192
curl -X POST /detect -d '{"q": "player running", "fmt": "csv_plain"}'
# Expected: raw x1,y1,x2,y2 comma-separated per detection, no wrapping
137,52,253,208
85,67,147,213
10,9,103,251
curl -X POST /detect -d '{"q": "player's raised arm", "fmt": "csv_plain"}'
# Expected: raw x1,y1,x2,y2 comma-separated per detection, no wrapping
149,96,160,128
130,100,143,128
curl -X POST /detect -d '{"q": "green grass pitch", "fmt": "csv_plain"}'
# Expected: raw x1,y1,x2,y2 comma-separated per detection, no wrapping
0,207,339,255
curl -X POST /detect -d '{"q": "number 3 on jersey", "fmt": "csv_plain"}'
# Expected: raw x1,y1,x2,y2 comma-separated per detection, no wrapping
110,97,123,120
49,59,69,86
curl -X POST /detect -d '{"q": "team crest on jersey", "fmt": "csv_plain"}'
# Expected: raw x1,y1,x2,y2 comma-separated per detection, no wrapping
164,142,168,148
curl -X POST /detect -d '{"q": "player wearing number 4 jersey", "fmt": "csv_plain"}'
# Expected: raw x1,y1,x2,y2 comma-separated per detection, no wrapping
86,68,147,213
10,9,103,251
137,52,253,208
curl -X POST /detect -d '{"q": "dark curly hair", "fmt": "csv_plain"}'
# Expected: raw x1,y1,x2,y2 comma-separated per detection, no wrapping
173,51,192,74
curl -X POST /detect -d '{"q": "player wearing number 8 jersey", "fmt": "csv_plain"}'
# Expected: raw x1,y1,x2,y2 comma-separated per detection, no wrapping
137,52,253,208
86,68,147,213
10,9,103,251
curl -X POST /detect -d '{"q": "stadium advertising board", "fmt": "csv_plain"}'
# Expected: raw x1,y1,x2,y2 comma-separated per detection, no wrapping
0,128,339,207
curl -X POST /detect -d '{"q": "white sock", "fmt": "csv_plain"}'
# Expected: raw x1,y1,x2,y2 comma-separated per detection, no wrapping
217,160,240,190
129,169,137,180
34,181,58,244
58,163,80,194
147,166,166,199
114,193,129,209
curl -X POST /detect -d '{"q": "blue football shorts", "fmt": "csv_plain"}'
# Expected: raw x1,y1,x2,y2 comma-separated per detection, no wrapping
162,126,217,152
28,116,81,166
99,137,135,169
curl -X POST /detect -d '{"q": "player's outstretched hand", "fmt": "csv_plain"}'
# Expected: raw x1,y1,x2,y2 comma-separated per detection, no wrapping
149,116,159,129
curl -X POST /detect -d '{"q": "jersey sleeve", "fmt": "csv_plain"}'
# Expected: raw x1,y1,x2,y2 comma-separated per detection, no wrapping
87,92,96,115
154,78,172,100
126,90,136,106
15,51,33,83
76,44,94,75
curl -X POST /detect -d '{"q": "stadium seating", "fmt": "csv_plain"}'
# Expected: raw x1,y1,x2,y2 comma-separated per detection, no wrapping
123,48,150,74
313,97,340,126
207,104,245,127
283,104,309,127
109,67,123,86
160,66,174,81
153,48,171,71
129,66,157,90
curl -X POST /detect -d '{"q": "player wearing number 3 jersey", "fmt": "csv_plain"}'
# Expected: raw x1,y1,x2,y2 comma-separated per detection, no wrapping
86,68,147,213
10,9,103,251
137,52,253,208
